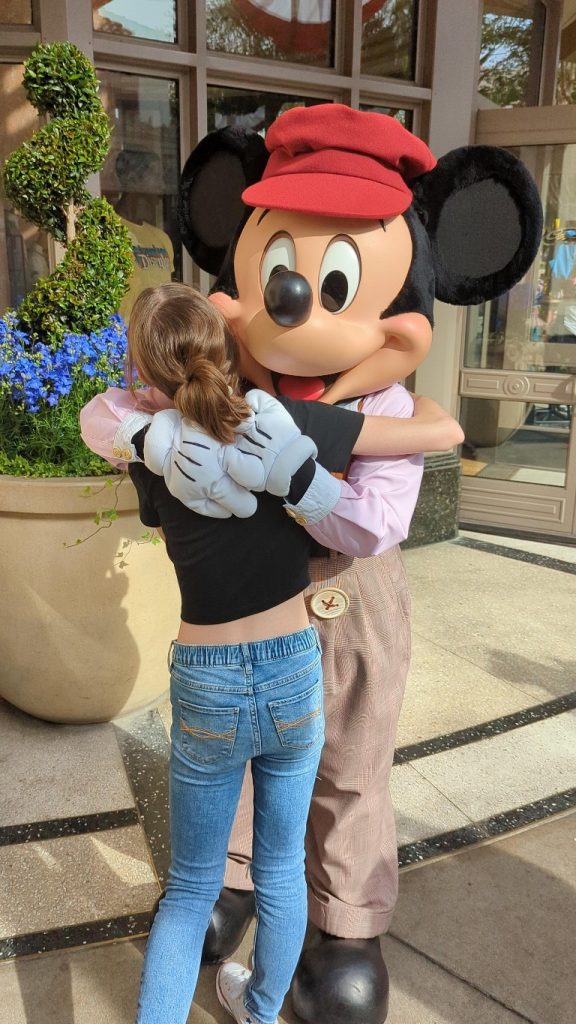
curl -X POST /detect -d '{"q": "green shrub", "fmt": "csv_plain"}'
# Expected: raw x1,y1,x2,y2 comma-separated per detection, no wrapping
23,41,104,117
18,200,133,344
0,41,132,342
0,41,133,476
2,110,111,242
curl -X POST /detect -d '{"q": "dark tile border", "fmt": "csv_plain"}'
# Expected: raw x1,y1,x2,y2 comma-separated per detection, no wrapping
114,709,171,887
398,787,576,867
0,808,139,848
394,691,576,764
454,536,576,574
0,708,170,962
0,912,152,961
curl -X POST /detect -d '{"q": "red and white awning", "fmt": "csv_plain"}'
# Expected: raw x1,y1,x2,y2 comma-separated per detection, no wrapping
233,0,386,53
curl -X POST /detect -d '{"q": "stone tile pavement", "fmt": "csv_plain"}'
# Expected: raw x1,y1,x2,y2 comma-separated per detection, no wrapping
1,530,574,1023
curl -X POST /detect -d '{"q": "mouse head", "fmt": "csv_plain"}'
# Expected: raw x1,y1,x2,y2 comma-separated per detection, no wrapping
179,104,542,402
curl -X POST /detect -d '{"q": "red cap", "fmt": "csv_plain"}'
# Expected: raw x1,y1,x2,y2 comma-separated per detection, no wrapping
242,103,437,219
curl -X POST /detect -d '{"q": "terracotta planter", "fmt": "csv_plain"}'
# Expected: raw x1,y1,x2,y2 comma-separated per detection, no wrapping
0,474,180,724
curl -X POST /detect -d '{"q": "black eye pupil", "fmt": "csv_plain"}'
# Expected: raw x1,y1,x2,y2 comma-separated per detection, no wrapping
269,264,287,278
321,270,348,312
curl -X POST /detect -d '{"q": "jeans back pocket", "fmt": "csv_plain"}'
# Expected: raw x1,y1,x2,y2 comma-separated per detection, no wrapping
268,682,324,750
177,699,239,765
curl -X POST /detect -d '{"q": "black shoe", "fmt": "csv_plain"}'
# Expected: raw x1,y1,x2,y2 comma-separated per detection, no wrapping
201,887,256,965
292,931,389,1024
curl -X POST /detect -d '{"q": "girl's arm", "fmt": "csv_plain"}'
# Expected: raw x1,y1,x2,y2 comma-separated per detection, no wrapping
353,395,464,456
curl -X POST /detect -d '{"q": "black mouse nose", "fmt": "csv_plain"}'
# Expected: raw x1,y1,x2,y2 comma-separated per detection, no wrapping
264,271,313,327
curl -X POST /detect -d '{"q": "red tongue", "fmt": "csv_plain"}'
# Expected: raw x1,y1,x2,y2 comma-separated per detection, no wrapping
277,375,326,401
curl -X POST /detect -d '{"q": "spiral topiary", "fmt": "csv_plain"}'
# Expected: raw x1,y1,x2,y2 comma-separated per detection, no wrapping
1,42,133,344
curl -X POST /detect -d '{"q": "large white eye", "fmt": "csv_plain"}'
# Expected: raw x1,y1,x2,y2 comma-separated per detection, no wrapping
260,234,296,292
319,238,361,313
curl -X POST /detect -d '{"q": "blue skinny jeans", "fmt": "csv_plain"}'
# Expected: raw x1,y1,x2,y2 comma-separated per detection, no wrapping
136,626,324,1024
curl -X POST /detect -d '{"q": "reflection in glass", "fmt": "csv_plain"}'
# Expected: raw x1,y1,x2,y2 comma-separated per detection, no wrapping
93,0,177,43
0,65,50,314
206,0,335,67
479,1,545,107
207,87,325,135
359,104,413,131
98,70,181,318
556,12,576,105
361,0,418,80
460,397,568,488
464,144,576,377
1,0,32,23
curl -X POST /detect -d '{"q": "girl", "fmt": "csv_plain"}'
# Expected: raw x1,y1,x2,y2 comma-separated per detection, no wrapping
87,282,462,1024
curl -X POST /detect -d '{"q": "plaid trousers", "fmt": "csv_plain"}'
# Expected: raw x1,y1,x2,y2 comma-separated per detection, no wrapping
224,546,412,938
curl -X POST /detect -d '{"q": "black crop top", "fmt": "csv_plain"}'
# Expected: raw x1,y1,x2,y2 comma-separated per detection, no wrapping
129,398,363,625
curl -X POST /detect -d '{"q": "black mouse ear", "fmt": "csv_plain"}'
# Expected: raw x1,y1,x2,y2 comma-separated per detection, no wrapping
412,145,543,305
178,127,269,275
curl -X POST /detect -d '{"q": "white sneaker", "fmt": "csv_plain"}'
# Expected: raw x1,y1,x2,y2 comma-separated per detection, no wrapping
216,961,278,1024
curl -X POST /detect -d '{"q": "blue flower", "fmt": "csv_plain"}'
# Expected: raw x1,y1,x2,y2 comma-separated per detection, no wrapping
0,313,128,413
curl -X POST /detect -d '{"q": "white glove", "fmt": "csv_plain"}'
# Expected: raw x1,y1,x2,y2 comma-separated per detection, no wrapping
224,389,317,497
143,409,261,519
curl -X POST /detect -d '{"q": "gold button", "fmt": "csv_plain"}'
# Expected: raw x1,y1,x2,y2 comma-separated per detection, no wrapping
309,587,350,619
122,448,133,460
285,508,307,525
112,446,122,458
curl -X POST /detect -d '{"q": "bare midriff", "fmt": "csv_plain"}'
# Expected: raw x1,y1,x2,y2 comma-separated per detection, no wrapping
177,592,310,646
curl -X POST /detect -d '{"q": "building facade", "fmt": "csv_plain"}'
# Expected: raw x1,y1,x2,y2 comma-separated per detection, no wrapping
1,0,575,539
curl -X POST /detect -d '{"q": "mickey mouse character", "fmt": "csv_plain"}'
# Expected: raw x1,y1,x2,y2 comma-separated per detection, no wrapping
81,105,541,1024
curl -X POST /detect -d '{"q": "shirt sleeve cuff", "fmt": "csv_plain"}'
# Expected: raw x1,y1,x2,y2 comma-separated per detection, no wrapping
283,463,341,525
112,412,153,462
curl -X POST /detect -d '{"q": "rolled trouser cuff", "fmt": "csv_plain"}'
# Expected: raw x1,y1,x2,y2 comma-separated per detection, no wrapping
307,887,395,939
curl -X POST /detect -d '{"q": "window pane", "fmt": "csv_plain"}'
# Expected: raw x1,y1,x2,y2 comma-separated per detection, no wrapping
0,65,50,315
464,144,576,377
207,86,325,134
2,0,32,24
361,0,418,80
206,0,335,68
460,397,569,488
479,1,545,107
359,103,413,131
98,71,181,320
93,0,177,43
556,11,576,105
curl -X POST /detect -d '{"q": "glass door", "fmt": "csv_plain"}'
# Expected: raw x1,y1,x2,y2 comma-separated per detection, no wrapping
459,107,576,538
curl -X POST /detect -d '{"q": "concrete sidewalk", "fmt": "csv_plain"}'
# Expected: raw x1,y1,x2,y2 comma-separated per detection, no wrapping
1,531,574,1024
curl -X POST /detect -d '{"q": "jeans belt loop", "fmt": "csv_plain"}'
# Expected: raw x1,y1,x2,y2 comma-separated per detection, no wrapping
167,639,176,672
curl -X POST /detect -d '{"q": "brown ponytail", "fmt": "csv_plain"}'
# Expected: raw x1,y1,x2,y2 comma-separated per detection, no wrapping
127,283,251,444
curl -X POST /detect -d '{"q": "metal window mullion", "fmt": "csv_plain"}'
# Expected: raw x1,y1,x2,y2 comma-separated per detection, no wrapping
38,0,93,59
539,0,562,105
0,34,41,59
414,0,432,87
205,50,352,90
340,0,363,107
357,77,431,102
94,36,197,69
94,55,193,78
175,0,189,51
184,0,207,289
